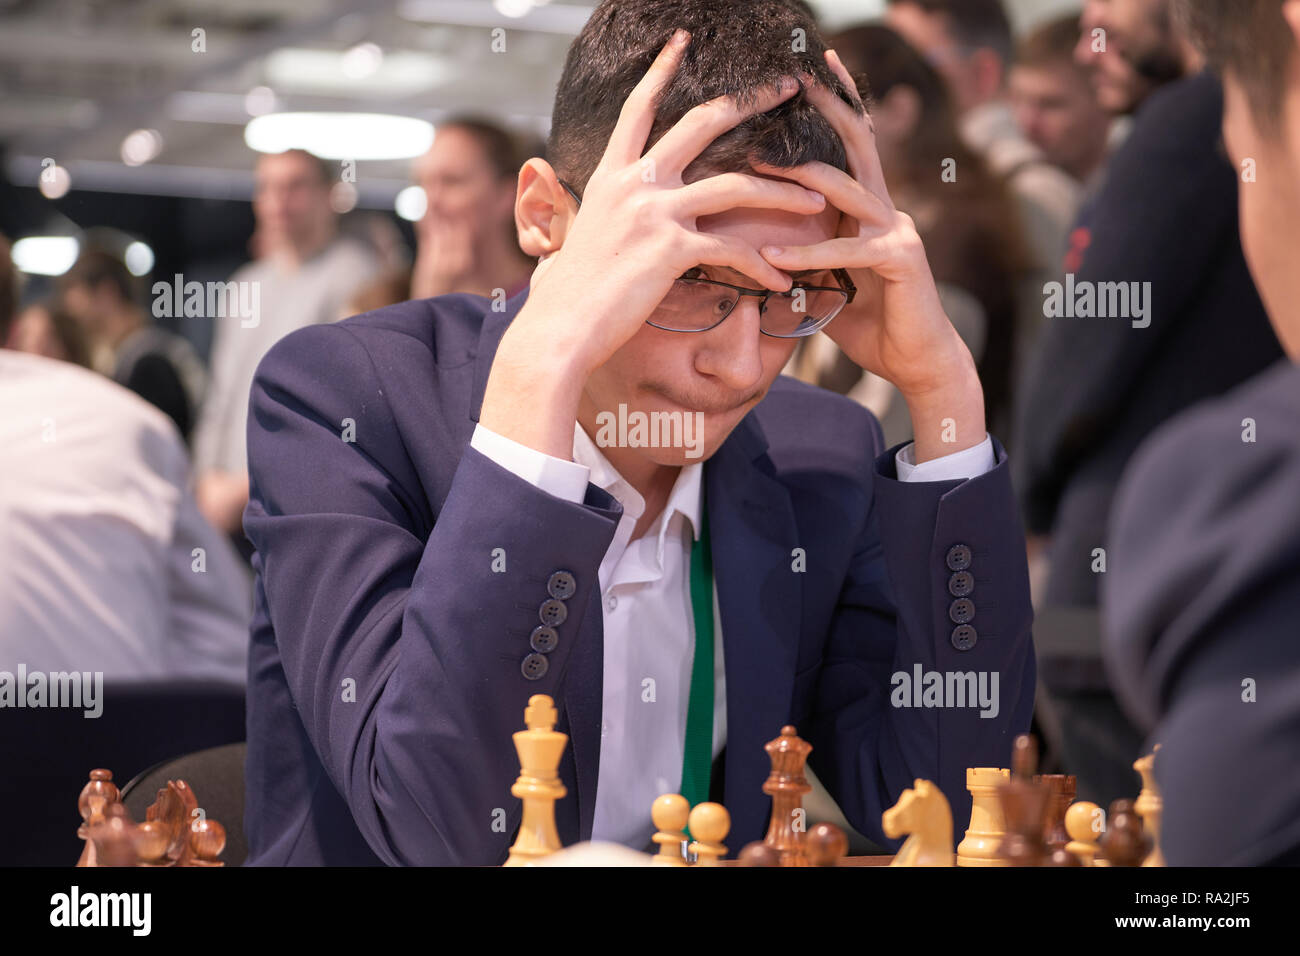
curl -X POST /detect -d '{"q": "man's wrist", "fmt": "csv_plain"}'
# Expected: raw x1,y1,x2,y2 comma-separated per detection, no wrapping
478,318,590,460
899,358,986,464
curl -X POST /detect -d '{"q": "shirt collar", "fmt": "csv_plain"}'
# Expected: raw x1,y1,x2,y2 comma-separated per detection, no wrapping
573,422,704,551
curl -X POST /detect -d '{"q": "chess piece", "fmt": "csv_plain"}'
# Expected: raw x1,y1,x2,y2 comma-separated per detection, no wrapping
884,779,955,866
762,726,813,866
76,769,120,867
1065,800,1103,865
687,802,730,866
1099,799,1149,867
1133,748,1166,867
504,695,568,866
89,802,138,868
737,841,782,866
957,767,1009,866
188,817,227,866
995,735,1052,866
650,794,689,866
1034,773,1076,850
1045,845,1083,867
806,822,848,867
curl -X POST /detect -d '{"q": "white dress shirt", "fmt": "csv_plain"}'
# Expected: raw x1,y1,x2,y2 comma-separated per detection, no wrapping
0,351,250,682
470,413,994,849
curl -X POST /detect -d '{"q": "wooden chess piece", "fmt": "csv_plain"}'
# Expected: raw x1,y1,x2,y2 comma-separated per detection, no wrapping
686,802,729,866
806,822,848,867
1035,773,1076,850
504,694,568,866
957,767,1009,866
762,726,813,866
1099,799,1149,867
737,841,781,866
650,794,689,866
188,817,227,866
1045,845,1083,867
1133,748,1166,867
995,735,1052,866
884,779,955,866
76,769,120,867
90,802,138,868
1065,800,1103,865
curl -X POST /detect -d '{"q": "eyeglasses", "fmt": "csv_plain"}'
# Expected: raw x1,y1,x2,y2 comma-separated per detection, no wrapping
557,178,855,339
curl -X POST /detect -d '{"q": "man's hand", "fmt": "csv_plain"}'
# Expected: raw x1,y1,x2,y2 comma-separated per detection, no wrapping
753,50,986,464
479,28,827,460
411,215,477,300
196,470,250,536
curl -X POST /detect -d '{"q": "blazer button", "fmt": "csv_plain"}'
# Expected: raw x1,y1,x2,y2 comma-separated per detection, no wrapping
530,625,559,653
946,544,972,571
949,598,975,624
539,599,568,627
521,653,550,680
948,571,975,597
951,625,977,651
547,570,577,600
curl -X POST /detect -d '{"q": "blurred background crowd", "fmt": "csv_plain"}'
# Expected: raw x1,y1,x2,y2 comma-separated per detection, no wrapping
0,0,1284,856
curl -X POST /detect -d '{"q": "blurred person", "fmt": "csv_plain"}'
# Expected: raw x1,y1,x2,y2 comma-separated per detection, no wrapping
885,0,1081,270
792,23,1027,445
60,248,205,442
410,117,537,301
1016,0,1283,806
1011,14,1113,191
191,149,379,547
1075,0,1182,116
5,301,91,367
0,236,248,682
1102,0,1300,866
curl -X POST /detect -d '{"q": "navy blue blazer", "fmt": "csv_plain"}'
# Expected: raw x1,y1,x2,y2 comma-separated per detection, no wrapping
242,288,1036,865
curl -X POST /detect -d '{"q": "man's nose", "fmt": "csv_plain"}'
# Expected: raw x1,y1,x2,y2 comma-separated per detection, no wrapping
693,296,765,392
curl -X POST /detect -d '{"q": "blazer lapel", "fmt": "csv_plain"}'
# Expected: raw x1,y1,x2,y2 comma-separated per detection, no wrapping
706,413,803,844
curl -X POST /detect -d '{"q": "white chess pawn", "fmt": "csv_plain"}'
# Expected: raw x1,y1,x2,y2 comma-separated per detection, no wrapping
687,802,731,866
650,794,689,866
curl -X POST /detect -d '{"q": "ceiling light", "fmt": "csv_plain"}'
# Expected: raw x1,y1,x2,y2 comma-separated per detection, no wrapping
12,236,80,276
121,129,163,167
245,113,434,161
124,241,155,277
395,185,427,221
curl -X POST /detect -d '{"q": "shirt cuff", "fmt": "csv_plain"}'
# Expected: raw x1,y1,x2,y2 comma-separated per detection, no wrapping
894,434,995,483
470,423,590,504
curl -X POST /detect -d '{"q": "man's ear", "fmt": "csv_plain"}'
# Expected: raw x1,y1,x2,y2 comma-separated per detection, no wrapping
514,158,572,258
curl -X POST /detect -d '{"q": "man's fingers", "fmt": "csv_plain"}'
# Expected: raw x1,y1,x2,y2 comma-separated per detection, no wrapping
675,172,826,217
747,158,892,226
601,29,693,170
645,77,801,179
690,234,794,292
801,58,892,206
757,234,892,272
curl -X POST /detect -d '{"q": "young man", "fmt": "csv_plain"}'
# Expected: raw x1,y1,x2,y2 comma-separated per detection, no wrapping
243,0,1034,866
1103,0,1300,866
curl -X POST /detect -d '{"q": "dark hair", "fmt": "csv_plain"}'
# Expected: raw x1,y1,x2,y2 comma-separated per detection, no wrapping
0,234,15,343
1176,0,1292,134
885,0,1013,64
440,115,540,181
547,0,864,193
1016,14,1084,71
61,248,138,305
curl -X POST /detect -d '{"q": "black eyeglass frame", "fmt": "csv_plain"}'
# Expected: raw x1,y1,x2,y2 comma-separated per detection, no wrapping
557,178,856,339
